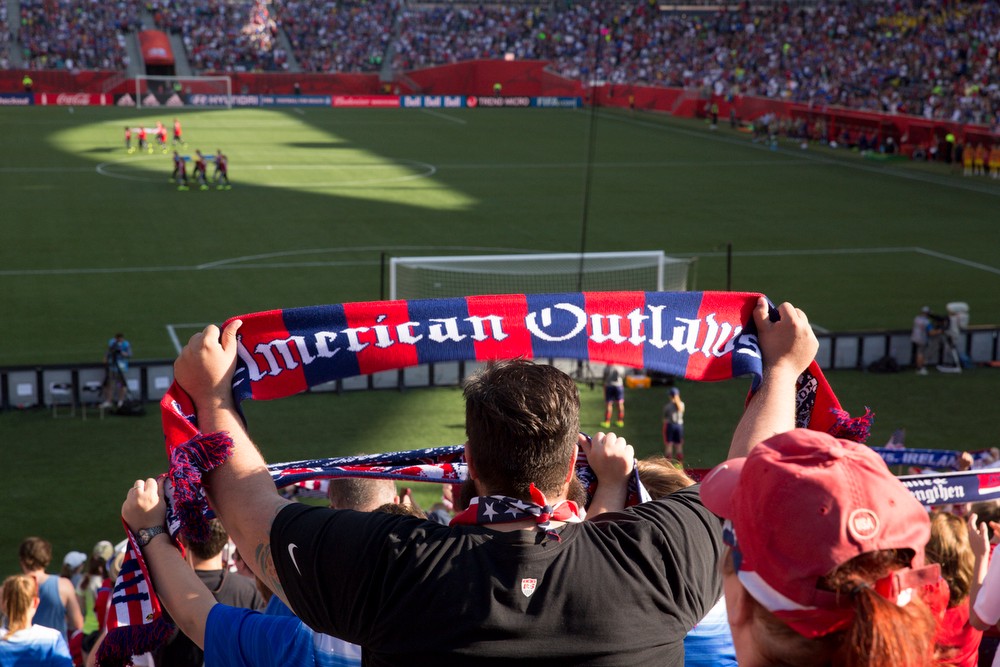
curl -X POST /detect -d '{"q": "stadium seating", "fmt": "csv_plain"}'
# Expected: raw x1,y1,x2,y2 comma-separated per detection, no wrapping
281,0,397,73
0,4,9,69
5,0,1000,127
18,0,140,70
149,0,286,73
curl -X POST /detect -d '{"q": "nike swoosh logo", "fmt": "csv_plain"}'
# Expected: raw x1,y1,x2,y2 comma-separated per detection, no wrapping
288,543,302,576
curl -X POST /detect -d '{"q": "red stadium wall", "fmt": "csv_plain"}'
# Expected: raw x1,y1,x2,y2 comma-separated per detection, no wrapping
0,69,122,93
402,60,585,97
2,63,993,147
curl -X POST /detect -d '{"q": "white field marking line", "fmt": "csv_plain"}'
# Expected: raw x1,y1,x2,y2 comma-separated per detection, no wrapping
0,167,95,173
0,261,378,277
292,108,305,116
431,158,813,169
673,245,1000,276
95,158,438,187
10,157,808,176
421,109,467,125
672,247,917,258
197,245,545,269
914,248,1000,276
598,110,1000,198
811,324,830,334
0,246,551,278
237,163,430,171
167,323,214,354
2,246,990,278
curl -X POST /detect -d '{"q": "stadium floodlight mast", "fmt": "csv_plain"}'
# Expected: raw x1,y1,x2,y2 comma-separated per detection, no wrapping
134,75,233,109
388,251,694,300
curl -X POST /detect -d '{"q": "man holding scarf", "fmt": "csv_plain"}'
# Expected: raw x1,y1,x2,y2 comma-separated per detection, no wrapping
170,297,816,665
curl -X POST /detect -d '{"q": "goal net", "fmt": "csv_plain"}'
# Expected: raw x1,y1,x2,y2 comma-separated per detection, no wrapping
389,251,693,300
135,75,233,109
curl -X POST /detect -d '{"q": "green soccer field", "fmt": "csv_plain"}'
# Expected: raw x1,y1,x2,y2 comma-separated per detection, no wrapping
2,105,999,577
3,105,999,364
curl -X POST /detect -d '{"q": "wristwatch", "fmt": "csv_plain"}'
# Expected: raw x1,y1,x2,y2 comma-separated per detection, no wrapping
135,525,166,548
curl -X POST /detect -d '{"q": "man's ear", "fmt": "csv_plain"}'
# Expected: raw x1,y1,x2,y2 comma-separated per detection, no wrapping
464,442,478,481
564,446,578,484
724,568,753,628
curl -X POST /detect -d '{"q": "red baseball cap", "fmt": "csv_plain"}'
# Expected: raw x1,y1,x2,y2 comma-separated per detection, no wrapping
700,429,934,638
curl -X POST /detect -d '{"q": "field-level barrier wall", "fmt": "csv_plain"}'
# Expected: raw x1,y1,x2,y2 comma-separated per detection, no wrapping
4,325,998,410
0,60,995,147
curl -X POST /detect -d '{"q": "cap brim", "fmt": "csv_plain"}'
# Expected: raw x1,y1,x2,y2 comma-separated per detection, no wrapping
699,457,746,519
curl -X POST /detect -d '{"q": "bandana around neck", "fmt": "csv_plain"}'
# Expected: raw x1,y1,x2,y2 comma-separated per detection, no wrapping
450,484,585,539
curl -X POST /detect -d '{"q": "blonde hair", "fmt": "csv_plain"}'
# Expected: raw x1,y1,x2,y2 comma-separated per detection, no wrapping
926,511,974,607
1,575,38,637
636,456,694,499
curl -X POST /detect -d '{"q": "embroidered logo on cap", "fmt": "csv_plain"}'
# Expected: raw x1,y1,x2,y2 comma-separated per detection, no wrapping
521,578,538,598
847,508,880,540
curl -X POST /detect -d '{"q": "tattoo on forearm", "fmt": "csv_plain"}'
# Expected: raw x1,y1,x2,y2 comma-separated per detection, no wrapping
255,542,285,599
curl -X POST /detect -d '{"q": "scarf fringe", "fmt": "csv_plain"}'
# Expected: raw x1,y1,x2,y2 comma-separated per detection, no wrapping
95,616,174,667
828,407,874,444
168,431,234,542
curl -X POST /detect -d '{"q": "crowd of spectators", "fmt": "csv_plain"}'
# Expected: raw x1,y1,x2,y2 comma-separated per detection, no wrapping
6,0,1000,125
280,0,399,73
0,4,10,69
386,0,1000,126
149,0,287,73
391,4,543,70
18,0,140,70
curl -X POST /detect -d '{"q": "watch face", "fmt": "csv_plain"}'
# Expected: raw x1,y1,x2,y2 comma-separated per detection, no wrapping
138,526,162,546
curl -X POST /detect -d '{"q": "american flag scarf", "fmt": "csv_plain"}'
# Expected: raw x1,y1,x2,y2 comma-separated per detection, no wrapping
100,291,866,665
450,484,586,541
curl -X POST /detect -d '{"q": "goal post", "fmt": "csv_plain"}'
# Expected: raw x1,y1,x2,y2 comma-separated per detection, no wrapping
389,251,693,300
135,75,233,109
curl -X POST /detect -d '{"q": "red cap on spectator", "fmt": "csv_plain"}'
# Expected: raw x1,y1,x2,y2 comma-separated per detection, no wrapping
700,429,932,638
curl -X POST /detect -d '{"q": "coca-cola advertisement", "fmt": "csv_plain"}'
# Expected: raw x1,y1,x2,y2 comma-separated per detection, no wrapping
35,93,111,106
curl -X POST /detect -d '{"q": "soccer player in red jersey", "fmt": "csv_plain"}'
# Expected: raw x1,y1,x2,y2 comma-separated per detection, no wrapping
137,126,149,153
124,127,132,153
156,121,168,153
173,118,184,147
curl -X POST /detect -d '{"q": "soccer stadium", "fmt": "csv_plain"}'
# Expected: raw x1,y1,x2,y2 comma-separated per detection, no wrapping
2,0,1000,664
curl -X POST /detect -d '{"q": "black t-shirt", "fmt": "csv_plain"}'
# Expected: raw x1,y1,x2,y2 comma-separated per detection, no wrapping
195,568,266,610
153,568,266,667
271,485,723,666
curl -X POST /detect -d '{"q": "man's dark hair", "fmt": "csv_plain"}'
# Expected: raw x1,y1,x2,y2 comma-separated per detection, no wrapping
463,360,579,499
185,518,229,561
18,536,52,571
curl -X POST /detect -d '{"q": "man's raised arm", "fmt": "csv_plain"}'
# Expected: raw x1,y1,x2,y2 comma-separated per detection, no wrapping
173,319,293,604
728,298,818,460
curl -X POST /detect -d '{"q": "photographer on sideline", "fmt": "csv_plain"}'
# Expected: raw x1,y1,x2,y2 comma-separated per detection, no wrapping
101,333,131,408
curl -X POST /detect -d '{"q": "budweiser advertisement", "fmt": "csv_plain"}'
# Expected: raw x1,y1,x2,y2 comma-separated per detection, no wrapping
332,95,400,108
0,94,33,106
36,93,112,106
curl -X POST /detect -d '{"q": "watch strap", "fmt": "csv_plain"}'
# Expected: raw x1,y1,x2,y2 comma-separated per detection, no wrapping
136,525,166,547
